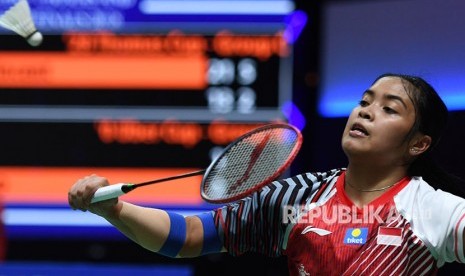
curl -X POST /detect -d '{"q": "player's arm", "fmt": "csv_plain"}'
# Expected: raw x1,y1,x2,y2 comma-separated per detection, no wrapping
68,174,222,258
101,201,205,257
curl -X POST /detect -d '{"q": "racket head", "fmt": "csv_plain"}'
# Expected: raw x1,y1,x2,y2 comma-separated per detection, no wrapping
200,123,302,203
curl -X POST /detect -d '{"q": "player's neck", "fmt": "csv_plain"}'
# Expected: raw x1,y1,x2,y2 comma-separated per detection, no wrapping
344,164,407,206
346,162,408,187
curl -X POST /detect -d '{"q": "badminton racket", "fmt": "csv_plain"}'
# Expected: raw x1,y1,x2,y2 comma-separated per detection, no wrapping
91,123,302,204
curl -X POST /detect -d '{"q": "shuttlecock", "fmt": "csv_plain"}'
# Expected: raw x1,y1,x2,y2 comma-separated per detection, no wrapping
0,0,42,47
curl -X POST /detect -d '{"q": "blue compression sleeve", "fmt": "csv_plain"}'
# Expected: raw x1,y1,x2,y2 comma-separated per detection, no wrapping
196,212,223,255
158,212,186,257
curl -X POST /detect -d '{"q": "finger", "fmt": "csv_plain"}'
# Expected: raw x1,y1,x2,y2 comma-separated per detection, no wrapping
68,177,90,210
68,191,77,210
83,185,101,207
81,175,109,207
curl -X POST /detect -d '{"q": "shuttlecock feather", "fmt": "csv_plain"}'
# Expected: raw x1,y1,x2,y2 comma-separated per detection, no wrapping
0,0,42,47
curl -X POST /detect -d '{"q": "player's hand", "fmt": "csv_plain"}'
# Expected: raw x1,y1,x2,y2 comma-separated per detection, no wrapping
68,174,118,217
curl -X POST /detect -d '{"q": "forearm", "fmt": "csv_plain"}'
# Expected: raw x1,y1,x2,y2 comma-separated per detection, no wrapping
69,175,212,257
98,201,204,257
99,201,170,252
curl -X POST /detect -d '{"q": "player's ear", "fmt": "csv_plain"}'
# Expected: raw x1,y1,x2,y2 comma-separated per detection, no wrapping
409,134,431,157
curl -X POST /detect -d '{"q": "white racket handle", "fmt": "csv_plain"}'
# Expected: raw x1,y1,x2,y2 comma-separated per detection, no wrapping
91,184,126,203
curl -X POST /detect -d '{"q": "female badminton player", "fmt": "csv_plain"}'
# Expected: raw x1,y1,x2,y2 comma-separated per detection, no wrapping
68,73,465,275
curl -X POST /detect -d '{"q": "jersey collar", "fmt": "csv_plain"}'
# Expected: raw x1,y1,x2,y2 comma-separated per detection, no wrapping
336,171,411,210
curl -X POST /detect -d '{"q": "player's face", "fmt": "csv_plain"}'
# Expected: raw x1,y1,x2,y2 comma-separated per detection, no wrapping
341,76,417,165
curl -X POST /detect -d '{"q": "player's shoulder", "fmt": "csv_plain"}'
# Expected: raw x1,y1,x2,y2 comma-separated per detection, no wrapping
399,177,461,199
272,168,343,189
396,176,465,213
315,168,345,182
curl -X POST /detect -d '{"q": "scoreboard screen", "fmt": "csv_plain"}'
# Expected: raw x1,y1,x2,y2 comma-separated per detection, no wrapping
0,0,305,238
0,32,289,122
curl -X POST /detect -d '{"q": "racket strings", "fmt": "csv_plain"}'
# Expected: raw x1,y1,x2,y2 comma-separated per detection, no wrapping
202,127,300,201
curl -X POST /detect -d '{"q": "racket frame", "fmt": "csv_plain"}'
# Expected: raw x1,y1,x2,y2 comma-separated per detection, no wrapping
200,123,302,203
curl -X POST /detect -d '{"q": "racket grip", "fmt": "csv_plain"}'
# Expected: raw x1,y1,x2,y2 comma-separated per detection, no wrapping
91,183,128,203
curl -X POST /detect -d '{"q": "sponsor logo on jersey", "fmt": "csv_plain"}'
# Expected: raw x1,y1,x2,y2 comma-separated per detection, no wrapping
298,264,310,276
343,227,368,245
301,226,332,236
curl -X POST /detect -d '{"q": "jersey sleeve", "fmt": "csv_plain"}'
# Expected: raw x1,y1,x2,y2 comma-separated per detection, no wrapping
429,190,465,265
395,177,465,266
212,172,325,257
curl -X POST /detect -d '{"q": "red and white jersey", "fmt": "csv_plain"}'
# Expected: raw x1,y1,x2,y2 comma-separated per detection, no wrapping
213,169,465,275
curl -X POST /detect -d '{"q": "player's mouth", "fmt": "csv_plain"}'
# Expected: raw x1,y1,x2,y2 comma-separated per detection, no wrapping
349,123,369,137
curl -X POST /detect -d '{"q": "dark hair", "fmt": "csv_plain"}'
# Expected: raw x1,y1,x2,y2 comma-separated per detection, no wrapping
375,73,465,197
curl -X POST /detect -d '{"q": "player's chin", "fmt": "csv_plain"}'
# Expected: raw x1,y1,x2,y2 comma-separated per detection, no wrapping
341,138,369,155
342,132,362,145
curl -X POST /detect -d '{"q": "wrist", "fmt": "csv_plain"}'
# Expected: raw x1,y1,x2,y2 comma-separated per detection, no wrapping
90,198,122,219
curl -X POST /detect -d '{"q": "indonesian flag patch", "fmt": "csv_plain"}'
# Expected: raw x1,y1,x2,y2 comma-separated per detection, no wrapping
377,226,403,246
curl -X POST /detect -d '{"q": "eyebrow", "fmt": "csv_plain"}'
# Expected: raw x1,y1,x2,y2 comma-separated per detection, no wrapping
363,89,408,109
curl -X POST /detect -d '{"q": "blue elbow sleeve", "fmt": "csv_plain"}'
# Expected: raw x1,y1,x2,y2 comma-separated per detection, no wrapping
196,212,223,255
158,212,186,258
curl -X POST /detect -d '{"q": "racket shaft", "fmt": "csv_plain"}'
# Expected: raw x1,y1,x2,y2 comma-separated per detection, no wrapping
90,170,204,203
135,169,205,187
91,183,127,203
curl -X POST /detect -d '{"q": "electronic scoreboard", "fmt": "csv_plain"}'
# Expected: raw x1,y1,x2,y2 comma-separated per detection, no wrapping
0,0,306,238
